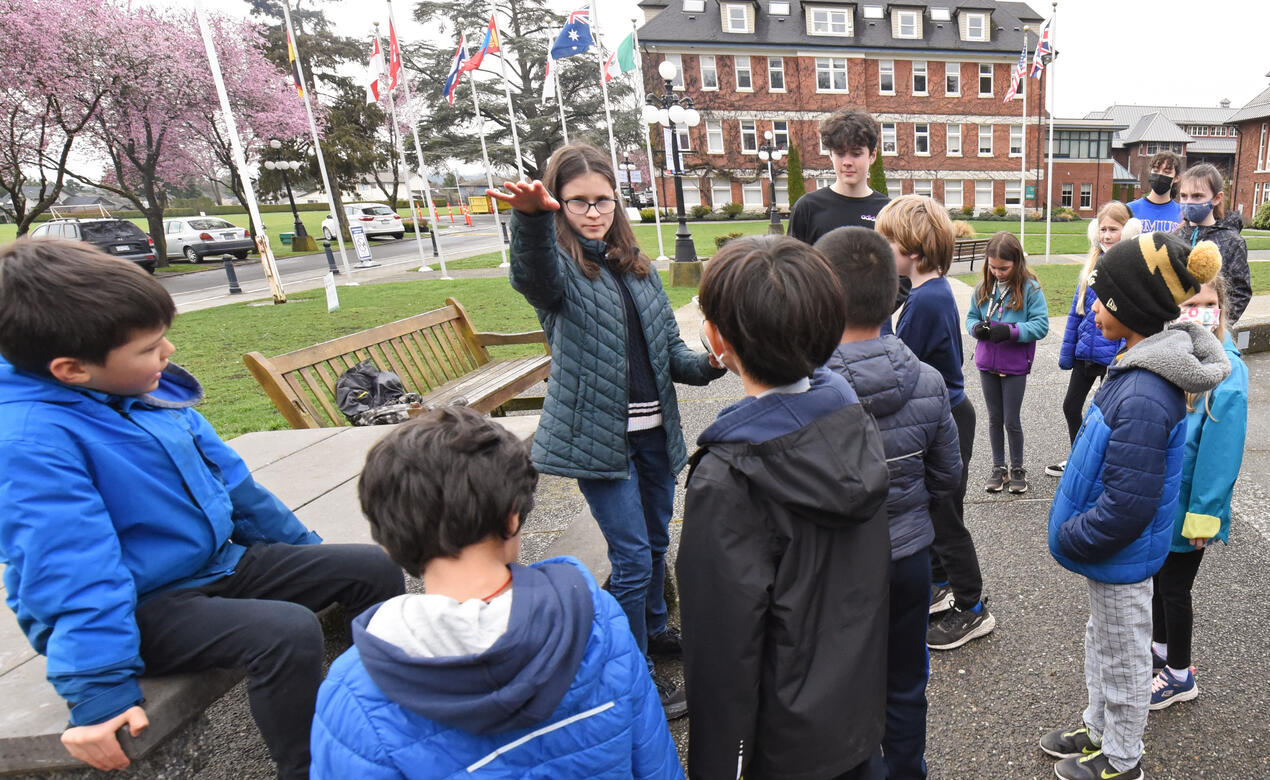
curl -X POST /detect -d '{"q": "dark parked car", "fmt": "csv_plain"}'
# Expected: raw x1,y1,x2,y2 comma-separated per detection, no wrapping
29,219,158,273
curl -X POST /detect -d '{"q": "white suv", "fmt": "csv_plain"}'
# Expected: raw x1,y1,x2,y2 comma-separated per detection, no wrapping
321,203,404,240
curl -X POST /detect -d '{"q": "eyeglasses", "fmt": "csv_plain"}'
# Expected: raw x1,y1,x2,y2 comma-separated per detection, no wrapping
562,198,617,216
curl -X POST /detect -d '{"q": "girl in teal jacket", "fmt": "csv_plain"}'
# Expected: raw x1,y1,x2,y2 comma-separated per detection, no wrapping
964,232,1048,494
1150,278,1248,711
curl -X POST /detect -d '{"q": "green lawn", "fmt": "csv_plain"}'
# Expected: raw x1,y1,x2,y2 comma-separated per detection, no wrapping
171,272,698,438
955,261,1270,317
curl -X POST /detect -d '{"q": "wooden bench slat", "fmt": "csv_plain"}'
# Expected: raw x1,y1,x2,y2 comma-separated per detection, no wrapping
401,332,444,391
298,366,344,426
439,320,478,374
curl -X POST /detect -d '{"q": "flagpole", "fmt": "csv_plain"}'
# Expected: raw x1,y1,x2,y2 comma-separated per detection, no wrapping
193,1,286,303
281,0,354,282
1045,2,1056,262
591,2,624,206
466,62,510,268
1020,27,1028,247
553,63,569,143
385,0,449,277
488,2,526,182
631,21,666,261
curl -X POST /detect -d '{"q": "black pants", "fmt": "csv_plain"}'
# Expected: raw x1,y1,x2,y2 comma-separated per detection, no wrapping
135,543,405,779
884,548,931,780
1062,360,1107,444
980,372,1028,469
930,397,983,609
1151,548,1206,669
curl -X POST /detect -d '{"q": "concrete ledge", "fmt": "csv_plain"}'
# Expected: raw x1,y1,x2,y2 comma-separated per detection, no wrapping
1232,315,1270,354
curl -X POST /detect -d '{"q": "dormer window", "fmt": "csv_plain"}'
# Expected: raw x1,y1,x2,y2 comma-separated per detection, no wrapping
722,2,754,33
769,1,790,15
862,4,883,19
682,0,705,11
893,8,922,39
962,11,989,41
807,5,853,36
930,7,951,21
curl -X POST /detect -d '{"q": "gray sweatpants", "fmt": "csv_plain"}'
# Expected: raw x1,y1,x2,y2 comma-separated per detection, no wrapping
1082,578,1152,772
979,371,1027,468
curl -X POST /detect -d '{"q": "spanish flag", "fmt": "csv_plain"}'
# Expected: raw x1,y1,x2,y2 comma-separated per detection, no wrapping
287,30,304,98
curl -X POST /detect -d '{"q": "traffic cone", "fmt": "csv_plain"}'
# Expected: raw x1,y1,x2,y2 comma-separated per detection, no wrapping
447,206,455,224
461,203,472,226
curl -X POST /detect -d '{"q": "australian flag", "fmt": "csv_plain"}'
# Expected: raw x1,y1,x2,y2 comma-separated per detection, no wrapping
551,4,593,59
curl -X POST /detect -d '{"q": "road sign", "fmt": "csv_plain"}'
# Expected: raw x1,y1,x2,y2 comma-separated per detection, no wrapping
349,225,376,268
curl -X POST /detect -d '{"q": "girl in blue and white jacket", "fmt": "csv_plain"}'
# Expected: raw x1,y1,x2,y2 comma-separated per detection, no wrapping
1149,278,1248,711
1048,203,1138,477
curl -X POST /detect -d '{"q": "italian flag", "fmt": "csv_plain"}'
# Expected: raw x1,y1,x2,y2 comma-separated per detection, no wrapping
603,33,636,82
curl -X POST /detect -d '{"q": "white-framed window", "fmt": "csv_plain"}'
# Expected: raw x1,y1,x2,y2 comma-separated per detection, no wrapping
1212,126,1227,137
699,55,718,90
1061,183,1073,208
807,6,853,36
1009,124,1023,157
912,60,927,95
1255,182,1264,211
768,57,785,91
722,2,752,32
1005,180,1021,207
1080,183,1093,210
769,1,790,15
815,57,849,92
772,120,789,150
676,126,692,152
945,62,961,95
740,119,758,153
735,55,753,90
885,178,902,198
913,179,933,198
816,176,834,190
863,4,884,19
774,175,789,208
947,123,962,156
681,179,702,208
894,9,920,38
914,123,930,155
978,63,993,97
711,177,732,207
879,60,895,94
975,180,994,211
683,0,705,11
742,181,764,209
943,179,963,209
706,120,724,154
819,134,829,156
881,122,897,155
1259,123,1267,170
666,54,684,89
963,11,988,41
931,7,951,21
978,124,993,156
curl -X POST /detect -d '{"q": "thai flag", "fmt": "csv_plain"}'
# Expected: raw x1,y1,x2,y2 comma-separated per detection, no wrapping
442,33,467,105
1004,46,1026,101
551,4,593,60
1030,17,1052,78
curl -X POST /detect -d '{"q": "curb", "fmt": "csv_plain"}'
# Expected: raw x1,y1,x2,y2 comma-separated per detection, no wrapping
1233,316,1270,354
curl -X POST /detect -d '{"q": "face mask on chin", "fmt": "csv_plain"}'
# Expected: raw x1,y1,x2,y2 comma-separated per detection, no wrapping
1148,173,1173,196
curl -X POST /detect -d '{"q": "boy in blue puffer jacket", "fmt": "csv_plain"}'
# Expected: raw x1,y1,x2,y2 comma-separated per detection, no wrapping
0,240,404,778
313,405,682,779
1040,233,1229,780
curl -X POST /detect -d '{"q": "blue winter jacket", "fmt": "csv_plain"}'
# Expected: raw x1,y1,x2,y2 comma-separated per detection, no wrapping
1059,285,1124,369
311,557,683,780
0,358,319,726
825,336,962,560
509,210,722,480
1170,336,1248,551
1048,323,1230,583
965,279,1049,375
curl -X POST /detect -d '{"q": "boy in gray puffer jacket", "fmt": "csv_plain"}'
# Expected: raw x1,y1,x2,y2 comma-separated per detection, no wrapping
818,227,963,780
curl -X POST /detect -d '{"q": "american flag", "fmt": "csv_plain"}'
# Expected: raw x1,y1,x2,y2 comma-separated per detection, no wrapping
1030,17,1052,78
1004,46,1027,101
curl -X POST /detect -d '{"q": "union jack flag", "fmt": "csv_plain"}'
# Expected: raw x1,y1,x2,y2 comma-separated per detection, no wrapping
551,4,594,59
1030,17,1052,78
1004,46,1027,101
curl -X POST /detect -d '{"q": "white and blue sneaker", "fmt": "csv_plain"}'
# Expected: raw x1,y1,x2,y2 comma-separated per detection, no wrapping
1149,667,1198,710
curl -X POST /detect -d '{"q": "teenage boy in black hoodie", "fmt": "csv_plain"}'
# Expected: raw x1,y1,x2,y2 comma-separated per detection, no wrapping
679,235,892,780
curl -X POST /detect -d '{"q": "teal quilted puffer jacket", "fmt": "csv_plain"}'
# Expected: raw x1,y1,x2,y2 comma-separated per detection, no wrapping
509,210,722,480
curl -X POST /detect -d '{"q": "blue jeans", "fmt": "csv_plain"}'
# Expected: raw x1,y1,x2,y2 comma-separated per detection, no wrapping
884,547,932,780
577,426,674,659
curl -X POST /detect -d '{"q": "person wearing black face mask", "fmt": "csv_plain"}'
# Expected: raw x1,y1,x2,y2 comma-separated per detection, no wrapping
1129,151,1183,233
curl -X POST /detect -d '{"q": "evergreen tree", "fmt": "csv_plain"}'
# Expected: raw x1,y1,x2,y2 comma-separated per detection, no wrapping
868,153,886,196
785,145,804,208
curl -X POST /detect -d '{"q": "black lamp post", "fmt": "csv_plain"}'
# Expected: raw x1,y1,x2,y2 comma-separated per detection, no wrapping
757,130,785,235
265,139,307,239
643,60,701,263
619,155,637,206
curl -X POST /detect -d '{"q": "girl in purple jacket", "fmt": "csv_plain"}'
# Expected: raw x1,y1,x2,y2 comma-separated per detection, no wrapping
965,232,1048,495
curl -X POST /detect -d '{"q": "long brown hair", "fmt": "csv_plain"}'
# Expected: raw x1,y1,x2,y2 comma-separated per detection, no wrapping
542,143,649,280
975,231,1035,311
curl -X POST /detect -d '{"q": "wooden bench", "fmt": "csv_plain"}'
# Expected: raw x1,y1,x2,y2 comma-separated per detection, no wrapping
952,238,990,271
243,297,551,429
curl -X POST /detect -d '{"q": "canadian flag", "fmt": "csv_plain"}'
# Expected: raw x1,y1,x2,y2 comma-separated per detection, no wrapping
365,37,386,104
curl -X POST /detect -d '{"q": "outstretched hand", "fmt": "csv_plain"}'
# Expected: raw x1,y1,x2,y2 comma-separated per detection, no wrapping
485,180,560,215
61,705,149,771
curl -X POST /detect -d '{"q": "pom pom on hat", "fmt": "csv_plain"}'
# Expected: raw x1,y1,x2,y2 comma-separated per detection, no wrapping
1186,240,1222,286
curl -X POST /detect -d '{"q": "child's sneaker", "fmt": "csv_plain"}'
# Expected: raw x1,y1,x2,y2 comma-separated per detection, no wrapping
654,673,688,720
929,583,954,614
1008,467,1029,494
1044,460,1067,477
985,465,1008,493
1149,667,1198,710
927,602,995,650
1054,751,1143,780
647,627,682,659
1039,725,1100,759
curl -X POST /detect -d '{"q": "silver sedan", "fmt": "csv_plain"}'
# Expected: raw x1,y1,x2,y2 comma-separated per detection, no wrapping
162,217,255,262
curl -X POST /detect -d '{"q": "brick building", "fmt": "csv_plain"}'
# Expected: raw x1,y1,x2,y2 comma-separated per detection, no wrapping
634,0,1090,215
1084,102,1241,196
1229,76,1270,222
